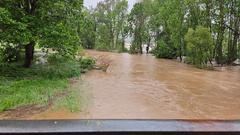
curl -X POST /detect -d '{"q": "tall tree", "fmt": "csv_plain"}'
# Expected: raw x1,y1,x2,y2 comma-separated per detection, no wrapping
129,2,147,54
0,0,83,67
93,0,128,51
215,0,225,65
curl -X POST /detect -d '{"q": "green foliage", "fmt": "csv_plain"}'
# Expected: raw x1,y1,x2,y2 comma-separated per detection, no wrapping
84,0,128,52
0,42,21,62
185,26,214,68
79,57,95,70
0,54,95,112
128,2,147,54
80,8,96,49
95,24,111,51
0,77,68,112
238,44,240,59
153,40,177,59
0,0,84,66
0,56,90,79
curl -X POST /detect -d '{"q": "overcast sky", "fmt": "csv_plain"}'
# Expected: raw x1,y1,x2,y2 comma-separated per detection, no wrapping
84,0,137,10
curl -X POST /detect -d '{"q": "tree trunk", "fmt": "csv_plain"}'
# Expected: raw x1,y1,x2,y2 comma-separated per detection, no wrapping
227,0,239,64
24,41,35,68
139,43,143,54
227,1,234,64
147,36,151,54
121,36,125,51
205,1,212,30
216,0,225,65
232,0,240,62
232,18,239,62
23,0,37,68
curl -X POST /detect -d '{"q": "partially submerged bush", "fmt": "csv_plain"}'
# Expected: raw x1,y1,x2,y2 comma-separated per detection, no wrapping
185,26,214,68
0,54,95,79
153,40,177,59
79,56,95,70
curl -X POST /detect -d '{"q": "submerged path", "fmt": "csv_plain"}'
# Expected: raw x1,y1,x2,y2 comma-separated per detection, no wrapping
33,50,240,120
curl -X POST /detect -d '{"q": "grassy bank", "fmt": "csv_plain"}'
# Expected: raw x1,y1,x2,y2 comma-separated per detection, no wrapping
0,55,95,112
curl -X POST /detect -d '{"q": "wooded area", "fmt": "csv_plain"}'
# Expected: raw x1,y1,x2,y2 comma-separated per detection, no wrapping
82,0,240,68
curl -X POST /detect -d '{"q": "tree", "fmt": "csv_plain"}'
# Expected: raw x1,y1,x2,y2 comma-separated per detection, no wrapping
115,0,128,51
226,0,240,64
128,2,147,54
185,26,214,68
92,0,128,51
0,0,83,67
80,8,96,49
215,0,225,65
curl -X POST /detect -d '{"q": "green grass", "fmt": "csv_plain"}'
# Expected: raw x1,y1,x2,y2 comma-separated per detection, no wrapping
52,78,89,113
53,90,82,112
0,78,68,111
0,55,95,112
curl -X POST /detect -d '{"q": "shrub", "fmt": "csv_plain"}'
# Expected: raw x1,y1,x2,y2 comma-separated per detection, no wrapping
153,40,176,59
0,54,95,79
95,42,111,51
185,26,214,68
79,57,95,70
0,42,20,62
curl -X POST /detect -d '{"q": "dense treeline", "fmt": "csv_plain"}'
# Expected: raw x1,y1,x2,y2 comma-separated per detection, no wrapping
83,0,240,68
81,0,128,52
1,0,240,68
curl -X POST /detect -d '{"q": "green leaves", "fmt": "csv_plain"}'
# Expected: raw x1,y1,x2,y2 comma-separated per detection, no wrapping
84,0,128,51
0,0,84,63
153,40,177,59
185,26,214,67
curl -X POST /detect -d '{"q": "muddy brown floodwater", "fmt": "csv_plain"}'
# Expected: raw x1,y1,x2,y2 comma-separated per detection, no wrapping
30,50,240,120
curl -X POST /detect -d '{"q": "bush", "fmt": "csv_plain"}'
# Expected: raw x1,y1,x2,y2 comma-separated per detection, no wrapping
0,55,96,79
79,56,95,70
0,42,20,62
95,42,111,51
153,40,176,59
185,26,214,68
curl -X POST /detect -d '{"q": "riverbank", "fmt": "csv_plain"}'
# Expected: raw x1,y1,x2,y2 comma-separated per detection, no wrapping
0,55,94,119
26,50,240,120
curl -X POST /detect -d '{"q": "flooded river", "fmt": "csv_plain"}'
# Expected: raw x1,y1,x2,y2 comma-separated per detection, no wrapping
32,50,240,120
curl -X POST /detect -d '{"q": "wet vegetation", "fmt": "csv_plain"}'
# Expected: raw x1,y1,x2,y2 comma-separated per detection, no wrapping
0,0,239,116
82,0,240,68
0,56,94,112
0,0,96,113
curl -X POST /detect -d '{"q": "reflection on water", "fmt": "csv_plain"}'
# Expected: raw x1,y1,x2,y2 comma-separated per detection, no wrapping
32,50,240,120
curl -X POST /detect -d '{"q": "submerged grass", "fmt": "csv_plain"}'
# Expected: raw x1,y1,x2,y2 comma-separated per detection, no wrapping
0,55,95,112
53,89,82,113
